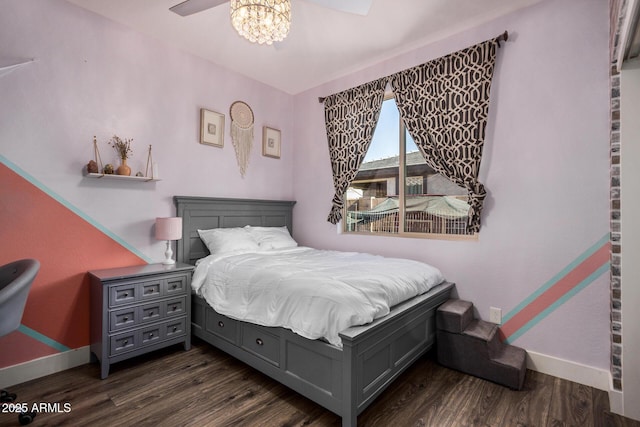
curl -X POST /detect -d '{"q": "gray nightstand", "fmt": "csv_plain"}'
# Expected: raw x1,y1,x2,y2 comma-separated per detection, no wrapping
89,263,194,379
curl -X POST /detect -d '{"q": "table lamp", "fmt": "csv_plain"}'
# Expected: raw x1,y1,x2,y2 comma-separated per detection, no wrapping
155,217,182,265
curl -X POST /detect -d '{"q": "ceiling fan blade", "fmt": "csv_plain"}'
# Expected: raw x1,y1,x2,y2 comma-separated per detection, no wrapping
304,0,373,16
169,0,229,16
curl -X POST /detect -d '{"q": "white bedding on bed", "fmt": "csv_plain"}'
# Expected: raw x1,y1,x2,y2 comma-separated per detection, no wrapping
191,247,445,347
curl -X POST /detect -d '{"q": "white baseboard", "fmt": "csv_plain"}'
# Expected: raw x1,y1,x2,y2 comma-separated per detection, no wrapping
608,386,624,415
0,346,90,388
526,350,610,391
0,347,613,391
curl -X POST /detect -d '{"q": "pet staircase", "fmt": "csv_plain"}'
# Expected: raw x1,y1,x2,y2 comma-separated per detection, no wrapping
436,299,527,390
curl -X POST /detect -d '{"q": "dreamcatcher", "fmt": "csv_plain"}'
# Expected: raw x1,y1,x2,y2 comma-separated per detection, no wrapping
229,101,254,177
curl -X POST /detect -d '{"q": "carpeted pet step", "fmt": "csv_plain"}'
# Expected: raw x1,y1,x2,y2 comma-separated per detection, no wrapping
436,299,474,333
436,298,527,390
492,344,527,390
461,319,502,359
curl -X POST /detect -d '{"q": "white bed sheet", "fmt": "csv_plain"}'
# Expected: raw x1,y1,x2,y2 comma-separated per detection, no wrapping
191,247,445,347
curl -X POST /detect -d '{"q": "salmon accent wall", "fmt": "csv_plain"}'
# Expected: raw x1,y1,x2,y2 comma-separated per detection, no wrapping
0,160,147,368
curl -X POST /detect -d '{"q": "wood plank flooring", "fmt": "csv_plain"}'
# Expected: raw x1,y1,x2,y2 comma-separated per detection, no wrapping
2,339,638,427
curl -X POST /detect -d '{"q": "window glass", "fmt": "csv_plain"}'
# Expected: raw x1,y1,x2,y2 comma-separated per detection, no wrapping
345,96,473,237
346,99,400,233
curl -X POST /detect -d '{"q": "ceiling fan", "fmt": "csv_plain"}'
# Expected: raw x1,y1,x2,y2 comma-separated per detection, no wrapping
170,0,373,45
169,0,373,18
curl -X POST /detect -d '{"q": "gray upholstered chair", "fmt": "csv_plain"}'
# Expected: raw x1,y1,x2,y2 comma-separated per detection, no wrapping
0,259,39,337
0,258,40,425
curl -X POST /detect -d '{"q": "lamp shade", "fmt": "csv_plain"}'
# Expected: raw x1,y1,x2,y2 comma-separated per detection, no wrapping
155,217,182,241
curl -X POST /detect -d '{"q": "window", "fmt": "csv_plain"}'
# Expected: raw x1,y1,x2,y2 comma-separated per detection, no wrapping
344,96,473,238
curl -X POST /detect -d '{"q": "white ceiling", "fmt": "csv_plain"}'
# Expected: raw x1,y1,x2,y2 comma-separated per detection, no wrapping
65,0,542,94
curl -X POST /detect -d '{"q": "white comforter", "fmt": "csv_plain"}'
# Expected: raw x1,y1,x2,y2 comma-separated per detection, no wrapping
191,247,445,347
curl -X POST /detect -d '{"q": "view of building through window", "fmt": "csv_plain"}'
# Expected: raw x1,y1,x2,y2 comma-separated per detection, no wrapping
344,96,472,236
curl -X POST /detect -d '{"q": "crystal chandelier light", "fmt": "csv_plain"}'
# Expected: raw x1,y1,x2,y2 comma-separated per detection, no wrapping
230,0,291,45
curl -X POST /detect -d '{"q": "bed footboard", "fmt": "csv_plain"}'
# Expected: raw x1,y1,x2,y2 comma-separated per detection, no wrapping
339,281,453,426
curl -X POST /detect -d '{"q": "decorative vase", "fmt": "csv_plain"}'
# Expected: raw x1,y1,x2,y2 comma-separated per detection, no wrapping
116,158,131,176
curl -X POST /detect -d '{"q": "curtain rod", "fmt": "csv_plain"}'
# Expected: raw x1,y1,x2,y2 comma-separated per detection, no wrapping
318,30,509,104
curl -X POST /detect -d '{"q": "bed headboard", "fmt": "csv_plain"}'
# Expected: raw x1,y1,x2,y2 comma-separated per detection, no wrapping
173,196,296,265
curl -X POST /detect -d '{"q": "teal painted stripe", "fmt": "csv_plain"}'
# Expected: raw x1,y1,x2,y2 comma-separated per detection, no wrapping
504,262,610,344
502,233,610,323
18,324,71,352
1,155,152,263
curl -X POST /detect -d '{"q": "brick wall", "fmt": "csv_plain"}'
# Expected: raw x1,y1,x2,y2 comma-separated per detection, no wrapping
610,0,624,392
610,66,622,391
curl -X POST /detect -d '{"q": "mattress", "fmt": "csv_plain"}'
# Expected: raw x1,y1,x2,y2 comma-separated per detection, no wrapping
191,247,445,347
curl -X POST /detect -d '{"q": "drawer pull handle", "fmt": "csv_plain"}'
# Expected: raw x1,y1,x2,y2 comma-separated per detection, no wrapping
123,339,128,345
149,311,154,316
218,321,224,328
149,332,154,338
123,292,129,298
173,326,178,332
172,305,178,311
172,284,177,289
146,289,154,294
256,338,264,346
123,316,129,322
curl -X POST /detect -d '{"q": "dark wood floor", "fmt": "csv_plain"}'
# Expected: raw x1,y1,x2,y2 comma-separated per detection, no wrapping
2,339,638,427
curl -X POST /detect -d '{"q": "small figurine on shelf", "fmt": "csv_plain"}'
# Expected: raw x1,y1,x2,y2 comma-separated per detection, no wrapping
103,164,114,174
87,160,99,174
108,135,133,176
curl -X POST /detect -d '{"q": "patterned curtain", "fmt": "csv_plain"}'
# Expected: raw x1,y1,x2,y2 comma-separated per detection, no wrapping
390,38,498,233
324,77,389,224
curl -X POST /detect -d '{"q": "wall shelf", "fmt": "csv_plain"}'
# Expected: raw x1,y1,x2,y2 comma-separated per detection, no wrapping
84,173,160,182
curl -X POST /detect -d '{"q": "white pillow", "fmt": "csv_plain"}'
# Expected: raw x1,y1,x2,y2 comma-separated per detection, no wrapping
197,227,260,256
245,226,298,250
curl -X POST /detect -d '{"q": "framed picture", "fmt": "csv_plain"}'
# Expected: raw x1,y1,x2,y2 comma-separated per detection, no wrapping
262,126,281,159
200,109,225,147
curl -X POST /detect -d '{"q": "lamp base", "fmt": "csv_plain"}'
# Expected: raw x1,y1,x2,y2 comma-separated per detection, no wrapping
162,240,175,265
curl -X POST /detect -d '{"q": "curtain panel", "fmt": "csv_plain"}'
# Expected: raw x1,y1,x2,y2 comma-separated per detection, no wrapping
324,77,389,224
390,38,498,233
323,37,500,232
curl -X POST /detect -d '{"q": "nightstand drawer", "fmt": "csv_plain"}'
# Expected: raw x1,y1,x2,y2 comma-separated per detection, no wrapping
165,318,186,339
110,307,138,331
241,324,280,366
140,301,163,324
110,330,139,356
165,275,187,296
205,311,238,344
165,296,187,318
141,324,162,346
109,284,137,307
140,279,162,301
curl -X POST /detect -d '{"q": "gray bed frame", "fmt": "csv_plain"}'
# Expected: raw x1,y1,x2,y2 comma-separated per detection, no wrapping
174,196,454,427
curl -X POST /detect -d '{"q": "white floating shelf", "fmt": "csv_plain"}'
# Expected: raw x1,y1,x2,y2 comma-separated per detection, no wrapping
85,173,160,182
